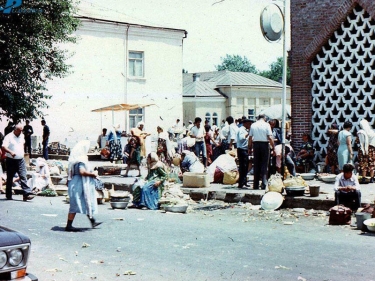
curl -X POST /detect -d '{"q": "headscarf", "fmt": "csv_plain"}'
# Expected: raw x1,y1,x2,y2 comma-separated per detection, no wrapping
148,152,164,170
110,124,121,142
359,119,375,147
35,157,48,173
357,129,369,155
68,140,90,180
137,121,145,128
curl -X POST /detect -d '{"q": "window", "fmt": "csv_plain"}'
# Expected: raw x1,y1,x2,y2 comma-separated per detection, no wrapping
205,112,211,124
212,113,218,126
129,51,144,77
129,108,144,129
248,109,255,120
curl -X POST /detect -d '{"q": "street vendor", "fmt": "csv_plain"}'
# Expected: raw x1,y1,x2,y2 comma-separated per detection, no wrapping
180,150,204,173
123,121,151,177
333,163,361,212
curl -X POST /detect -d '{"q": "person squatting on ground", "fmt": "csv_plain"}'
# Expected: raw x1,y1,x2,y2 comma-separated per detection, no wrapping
248,114,275,190
27,157,51,193
41,119,50,160
132,152,168,210
1,124,36,201
295,132,316,173
65,140,102,232
189,117,207,167
334,163,361,212
236,119,253,189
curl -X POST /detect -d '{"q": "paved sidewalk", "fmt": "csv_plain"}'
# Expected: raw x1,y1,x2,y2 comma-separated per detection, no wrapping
90,160,375,211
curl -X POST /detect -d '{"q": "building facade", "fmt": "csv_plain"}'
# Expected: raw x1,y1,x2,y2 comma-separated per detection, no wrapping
40,14,186,147
183,71,291,126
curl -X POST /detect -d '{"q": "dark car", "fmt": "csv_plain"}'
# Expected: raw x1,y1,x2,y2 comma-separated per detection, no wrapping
0,226,37,281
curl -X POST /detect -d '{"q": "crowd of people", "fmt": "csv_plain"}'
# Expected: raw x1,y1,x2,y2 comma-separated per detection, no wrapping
3,116,375,230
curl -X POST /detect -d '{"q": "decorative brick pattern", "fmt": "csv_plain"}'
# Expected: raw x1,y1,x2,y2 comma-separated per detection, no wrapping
310,5,375,159
290,0,375,155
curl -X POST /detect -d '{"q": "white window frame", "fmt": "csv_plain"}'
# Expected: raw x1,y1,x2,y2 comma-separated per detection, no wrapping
247,108,255,120
128,51,144,78
129,108,144,129
212,113,218,126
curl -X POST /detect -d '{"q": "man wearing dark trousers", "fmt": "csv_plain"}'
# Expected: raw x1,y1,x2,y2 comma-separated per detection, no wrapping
41,119,50,160
2,124,35,201
248,114,275,190
22,120,33,155
237,119,253,189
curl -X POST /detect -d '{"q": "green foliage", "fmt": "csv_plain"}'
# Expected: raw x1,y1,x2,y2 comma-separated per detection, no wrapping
259,57,291,85
0,0,80,123
215,54,258,73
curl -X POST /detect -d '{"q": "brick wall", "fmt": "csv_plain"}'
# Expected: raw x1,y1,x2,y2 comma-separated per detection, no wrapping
290,0,375,149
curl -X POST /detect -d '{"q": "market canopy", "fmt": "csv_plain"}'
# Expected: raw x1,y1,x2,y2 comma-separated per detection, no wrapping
91,103,155,112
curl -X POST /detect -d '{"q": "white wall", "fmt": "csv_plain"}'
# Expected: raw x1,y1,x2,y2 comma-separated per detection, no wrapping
21,20,186,148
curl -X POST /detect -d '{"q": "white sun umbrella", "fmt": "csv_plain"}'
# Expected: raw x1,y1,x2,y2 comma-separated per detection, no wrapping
259,104,291,120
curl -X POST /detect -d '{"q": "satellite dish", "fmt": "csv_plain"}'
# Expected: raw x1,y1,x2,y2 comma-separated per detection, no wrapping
260,4,284,42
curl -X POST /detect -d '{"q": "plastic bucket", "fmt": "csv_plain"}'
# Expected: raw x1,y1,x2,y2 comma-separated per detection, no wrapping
356,212,372,231
309,185,320,197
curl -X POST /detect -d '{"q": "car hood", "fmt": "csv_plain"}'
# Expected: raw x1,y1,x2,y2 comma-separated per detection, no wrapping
0,226,31,247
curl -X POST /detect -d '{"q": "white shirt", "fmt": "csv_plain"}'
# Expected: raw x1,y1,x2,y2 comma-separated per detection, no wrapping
227,123,238,144
2,132,25,159
190,126,205,142
249,119,272,142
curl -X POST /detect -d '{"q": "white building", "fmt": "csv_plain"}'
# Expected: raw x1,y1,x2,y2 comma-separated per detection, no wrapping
14,5,187,148
183,71,291,126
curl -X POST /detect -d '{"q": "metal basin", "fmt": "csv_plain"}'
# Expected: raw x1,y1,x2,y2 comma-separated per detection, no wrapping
163,205,188,213
285,186,306,196
110,201,129,209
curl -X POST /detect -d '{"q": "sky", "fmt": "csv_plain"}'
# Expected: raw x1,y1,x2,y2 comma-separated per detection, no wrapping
82,0,290,72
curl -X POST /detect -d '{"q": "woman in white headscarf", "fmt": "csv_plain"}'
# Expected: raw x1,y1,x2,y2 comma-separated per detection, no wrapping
132,152,168,210
27,157,52,192
358,119,375,182
65,140,102,232
107,124,123,163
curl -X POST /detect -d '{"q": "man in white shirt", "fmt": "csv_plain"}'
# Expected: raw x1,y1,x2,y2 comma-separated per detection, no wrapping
248,114,275,190
2,124,35,201
189,117,207,167
237,119,253,189
97,128,107,149
226,116,238,150
334,163,361,211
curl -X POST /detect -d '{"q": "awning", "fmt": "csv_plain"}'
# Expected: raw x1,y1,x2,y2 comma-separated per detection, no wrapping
91,103,155,112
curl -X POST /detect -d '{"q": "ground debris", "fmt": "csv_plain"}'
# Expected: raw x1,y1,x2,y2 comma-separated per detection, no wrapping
82,242,90,248
275,265,291,270
123,270,137,275
45,268,62,272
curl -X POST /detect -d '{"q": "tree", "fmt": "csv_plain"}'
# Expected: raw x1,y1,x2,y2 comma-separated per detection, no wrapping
0,0,80,123
216,54,258,73
259,57,291,85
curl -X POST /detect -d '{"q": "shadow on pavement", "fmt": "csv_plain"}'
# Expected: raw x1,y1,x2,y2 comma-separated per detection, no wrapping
50,226,91,232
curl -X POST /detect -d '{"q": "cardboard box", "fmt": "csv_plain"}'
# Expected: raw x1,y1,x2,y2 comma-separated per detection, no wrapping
183,172,210,188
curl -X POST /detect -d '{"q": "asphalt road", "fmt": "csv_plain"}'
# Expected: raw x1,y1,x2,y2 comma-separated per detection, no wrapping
1,195,374,281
